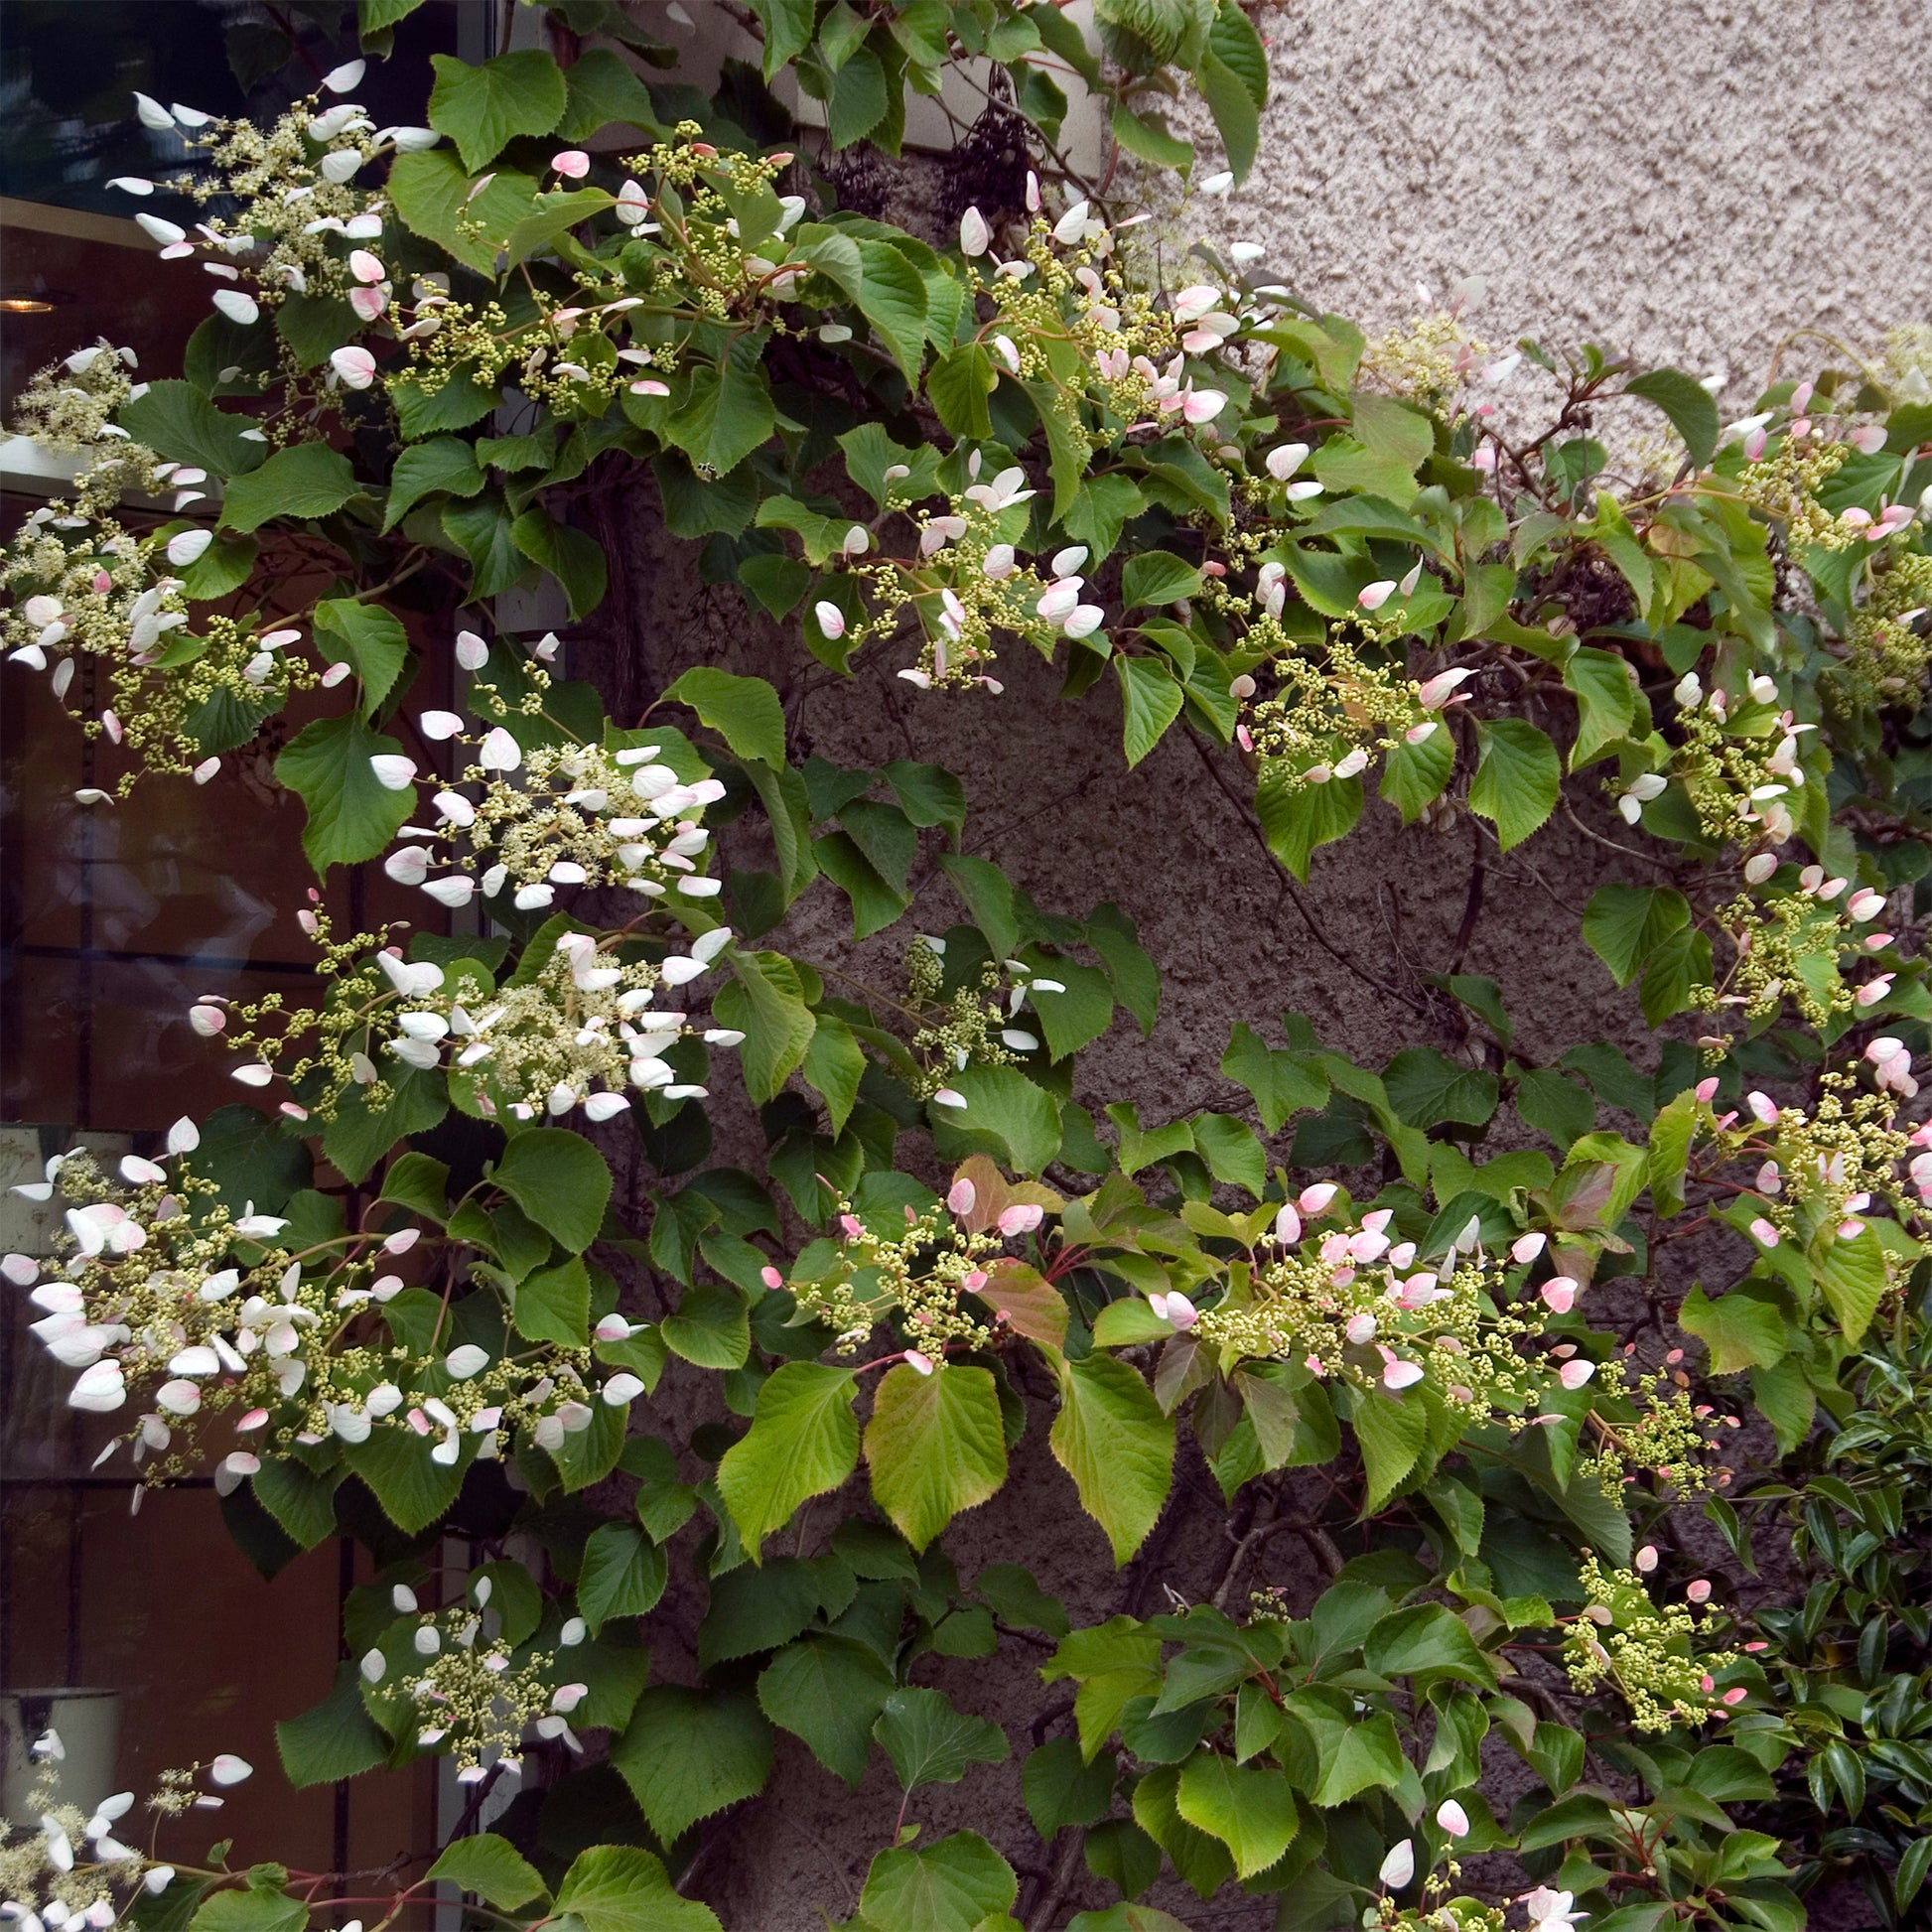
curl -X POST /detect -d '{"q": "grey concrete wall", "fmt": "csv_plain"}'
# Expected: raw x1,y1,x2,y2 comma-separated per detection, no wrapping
576,7,1931,1919
1220,0,1931,396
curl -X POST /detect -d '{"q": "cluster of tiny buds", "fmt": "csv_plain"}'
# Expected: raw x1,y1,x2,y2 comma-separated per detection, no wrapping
1685,1061,1922,1261
374,637,730,913
798,1169,1047,1356
364,929,739,1122
0,1725,255,1932
357,1579,578,1778
1562,1555,1744,1733
4,1125,659,1474
1186,1193,1575,1419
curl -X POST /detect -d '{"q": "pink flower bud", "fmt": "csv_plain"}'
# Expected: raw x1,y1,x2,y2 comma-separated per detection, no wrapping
551,150,591,179
1435,1800,1469,1838
1417,666,1474,710
902,1349,934,1376
1541,1278,1578,1314
998,1203,1043,1236
1686,1578,1712,1602
947,1177,977,1216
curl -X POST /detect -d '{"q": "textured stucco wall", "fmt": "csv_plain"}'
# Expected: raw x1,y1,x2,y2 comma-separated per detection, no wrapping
1219,0,1931,395
573,8,1929,1922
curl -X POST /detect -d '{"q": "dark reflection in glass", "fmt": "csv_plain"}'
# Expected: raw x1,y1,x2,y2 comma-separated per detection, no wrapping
1,3,479,1874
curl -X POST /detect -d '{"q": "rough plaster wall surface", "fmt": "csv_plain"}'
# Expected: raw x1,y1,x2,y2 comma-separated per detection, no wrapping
559,11,1932,1906
578,530,1678,1928
1226,0,1932,393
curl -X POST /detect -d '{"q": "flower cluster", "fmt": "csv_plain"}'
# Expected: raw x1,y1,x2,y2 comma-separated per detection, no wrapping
905,940,1025,1102
118,70,416,334
379,655,732,914
791,1168,1047,1354
0,466,318,788
5,1133,652,1477
1706,864,1891,1025
360,1578,575,1780
1240,623,1445,789
0,1726,253,1929
844,485,1073,692
378,928,737,1123
1357,283,1490,411
1664,675,1818,850
1562,1556,1742,1732
1579,1353,1726,1494
1706,1059,1920,1267
1194,1196,1569,1421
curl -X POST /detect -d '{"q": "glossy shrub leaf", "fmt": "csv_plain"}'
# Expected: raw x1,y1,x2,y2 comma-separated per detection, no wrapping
758,1634,896,1787
313,598,407,716
220,443,357,533
612,1687,773,1845
663,666,786,766
857,1833,1017,1932
428,49,568,170
717,1362,860,1550
492,1128,612,1254
381,436,483,531
275,1663,387,1788
865,1361,1009,1550
1623,367,1721,469
1583,884,1693,986
1173,1754,1297,1877
1678,1286,1788,1373
554,1844,722,1932
427,1836,547,1911
1023,1736,1118,1838
577,1523,669,1634
873,1687,1008,1795
274,714,414,871
1469,717,1560,851
1117,656,1185,768
1049,1353,1175,1564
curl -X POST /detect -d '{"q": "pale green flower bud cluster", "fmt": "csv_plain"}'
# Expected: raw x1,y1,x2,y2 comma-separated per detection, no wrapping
1711,1063,1919,1270
404,929,721,1125
396,735,730,913
1579,1361,1725,1494
1359,307,1490,413
1563,1556,1741,1732
1831,548,1932,705
6,1142,650,1485
907,952,1021,1098
1242,624,1433,790
794,1191,1012,1354
847,493,1065,691
1197,1200,1564,1422
1,476,317,787
376,1596,562,1778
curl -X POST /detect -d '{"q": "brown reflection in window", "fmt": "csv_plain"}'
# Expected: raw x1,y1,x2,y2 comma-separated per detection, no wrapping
2,340,458,1884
